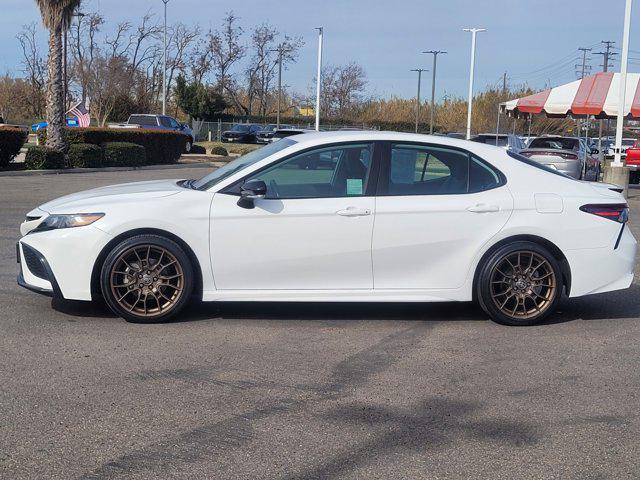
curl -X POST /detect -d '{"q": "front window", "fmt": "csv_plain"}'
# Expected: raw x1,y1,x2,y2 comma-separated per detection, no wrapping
231,124,250,132
243,143,374,199
193,139,296,190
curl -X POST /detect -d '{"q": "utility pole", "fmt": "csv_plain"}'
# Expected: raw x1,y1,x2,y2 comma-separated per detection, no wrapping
162,0,169,115
411,68,427,133
594,41,617,142
270,45,285,128
314,27,323,131
502,71,507,94
463,28,486,140
578,47,592,78
423,50,446,134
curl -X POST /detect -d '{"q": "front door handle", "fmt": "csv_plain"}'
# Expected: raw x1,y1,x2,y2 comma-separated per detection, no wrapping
337,207,372,217
467,204,500,213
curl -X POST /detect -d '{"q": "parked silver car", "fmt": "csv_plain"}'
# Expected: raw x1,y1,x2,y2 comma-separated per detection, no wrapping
471,133,525,153
519,136,599,180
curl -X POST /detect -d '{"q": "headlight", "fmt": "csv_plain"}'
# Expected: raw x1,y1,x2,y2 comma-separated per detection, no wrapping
33,213,104,233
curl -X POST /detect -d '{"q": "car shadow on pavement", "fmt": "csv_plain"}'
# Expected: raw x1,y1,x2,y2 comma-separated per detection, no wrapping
50,283,640,325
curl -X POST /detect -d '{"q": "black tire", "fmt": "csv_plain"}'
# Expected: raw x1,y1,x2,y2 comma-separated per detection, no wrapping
476,241,562,326
184,138,193,153
100,234,194,323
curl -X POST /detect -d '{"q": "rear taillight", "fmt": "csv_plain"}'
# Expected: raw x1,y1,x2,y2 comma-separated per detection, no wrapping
558,152,578,160
580,203,629,223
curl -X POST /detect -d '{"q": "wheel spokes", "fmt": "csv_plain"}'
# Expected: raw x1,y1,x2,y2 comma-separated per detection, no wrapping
489,250,556,319
110,244,184,317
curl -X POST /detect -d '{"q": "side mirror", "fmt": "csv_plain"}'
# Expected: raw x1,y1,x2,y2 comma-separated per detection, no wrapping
237,179,267,209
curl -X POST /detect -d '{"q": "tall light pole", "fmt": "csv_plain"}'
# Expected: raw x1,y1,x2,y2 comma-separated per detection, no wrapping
463,28,486,140
613,0,633,168
411,69,427,133
270,46,284,129
162,0,169,115
315,27,323,131
423,50,446,134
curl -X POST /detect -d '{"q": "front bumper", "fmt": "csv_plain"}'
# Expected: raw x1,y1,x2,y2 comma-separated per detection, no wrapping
17,225,113,301
16,242,61,297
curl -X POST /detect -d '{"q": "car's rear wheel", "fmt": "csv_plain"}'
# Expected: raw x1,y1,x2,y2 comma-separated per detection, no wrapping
184,138,192,153
100,235,194,323
477,242,562,326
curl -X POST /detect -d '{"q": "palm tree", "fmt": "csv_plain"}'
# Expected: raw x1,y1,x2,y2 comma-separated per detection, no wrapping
35,0,82,152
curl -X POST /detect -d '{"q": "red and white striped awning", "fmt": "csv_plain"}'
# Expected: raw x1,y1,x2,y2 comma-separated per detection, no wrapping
500,72,640,119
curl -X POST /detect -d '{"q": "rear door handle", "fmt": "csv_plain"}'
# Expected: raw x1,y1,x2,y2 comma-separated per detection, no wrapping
467,204,500,213
337,207,372,217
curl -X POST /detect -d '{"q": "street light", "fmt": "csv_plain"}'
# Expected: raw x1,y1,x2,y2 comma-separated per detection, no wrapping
315,27,323,131
423,50,446,134
162,0,169,115
612,0,633,168
463,28,486,140
410,68,427,133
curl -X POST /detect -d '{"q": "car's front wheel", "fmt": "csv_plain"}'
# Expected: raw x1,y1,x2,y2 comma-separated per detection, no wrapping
477,242,562,326
100,234,194,323
184,138,193,153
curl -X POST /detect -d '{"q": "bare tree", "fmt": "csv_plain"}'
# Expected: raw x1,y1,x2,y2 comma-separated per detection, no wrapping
16,23,47,117
87,55,131,126
69,13,104,102
165,23,200,106
208,12,245,110
321,62,367,117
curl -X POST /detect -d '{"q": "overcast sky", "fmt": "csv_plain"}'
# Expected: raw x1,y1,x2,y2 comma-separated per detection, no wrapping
2,0,639,101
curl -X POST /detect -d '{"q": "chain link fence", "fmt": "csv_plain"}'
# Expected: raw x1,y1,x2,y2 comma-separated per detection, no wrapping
192,119,379,142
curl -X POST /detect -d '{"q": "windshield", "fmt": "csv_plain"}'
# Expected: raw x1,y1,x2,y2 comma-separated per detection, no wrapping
623,139,636,146
231,124,251,132
192,138,296,190
529,137,579,150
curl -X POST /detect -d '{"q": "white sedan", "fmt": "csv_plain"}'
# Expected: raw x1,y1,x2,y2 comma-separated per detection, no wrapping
17,131,636,326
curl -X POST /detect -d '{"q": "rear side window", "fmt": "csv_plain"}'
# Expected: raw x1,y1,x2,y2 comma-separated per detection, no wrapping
383,143,503,196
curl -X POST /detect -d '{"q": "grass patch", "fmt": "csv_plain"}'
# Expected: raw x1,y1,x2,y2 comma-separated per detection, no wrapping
195,141,261,156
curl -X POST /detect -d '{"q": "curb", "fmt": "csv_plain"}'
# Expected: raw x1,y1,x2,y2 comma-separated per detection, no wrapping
0,160,228,178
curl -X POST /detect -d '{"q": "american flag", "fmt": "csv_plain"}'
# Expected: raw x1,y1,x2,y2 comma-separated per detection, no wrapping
67,100,91,127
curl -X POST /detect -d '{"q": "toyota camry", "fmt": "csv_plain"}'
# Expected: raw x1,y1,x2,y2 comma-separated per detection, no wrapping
17,131,636,326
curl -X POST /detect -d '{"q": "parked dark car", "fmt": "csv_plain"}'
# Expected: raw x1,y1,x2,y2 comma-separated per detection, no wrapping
256,124,294,144
272,128,314,141
122,114,194,152
221,124,262,143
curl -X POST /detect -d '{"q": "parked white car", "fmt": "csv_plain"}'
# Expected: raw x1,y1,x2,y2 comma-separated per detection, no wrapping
17,131,636,326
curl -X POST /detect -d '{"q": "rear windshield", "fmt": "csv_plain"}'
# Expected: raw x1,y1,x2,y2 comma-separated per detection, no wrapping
507,150,575,180
529,137,578,150
475,135,508,147
128,115,157,126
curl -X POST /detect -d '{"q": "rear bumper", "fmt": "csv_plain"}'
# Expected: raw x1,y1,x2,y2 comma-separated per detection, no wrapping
566,225,637,297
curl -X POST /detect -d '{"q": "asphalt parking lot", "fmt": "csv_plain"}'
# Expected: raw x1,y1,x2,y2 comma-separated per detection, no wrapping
2,167,640,479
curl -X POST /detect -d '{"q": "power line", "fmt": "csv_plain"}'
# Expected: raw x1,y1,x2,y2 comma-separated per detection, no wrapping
593,40,617,72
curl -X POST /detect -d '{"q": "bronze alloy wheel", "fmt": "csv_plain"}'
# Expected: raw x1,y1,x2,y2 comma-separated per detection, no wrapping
109,244,185,318
489,250,557,320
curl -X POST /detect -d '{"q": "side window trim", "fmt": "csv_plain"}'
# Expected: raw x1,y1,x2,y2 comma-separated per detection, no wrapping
376,141,506,197
221,141,383,199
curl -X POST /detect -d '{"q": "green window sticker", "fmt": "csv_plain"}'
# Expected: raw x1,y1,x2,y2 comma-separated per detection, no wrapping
346,178,363,195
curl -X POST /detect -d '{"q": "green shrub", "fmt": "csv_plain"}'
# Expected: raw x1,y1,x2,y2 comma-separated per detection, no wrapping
37,127,186,165
103,142,146,167
68,143,104,168
210,145,228,156
190,144,206,154
24,146,66,170
0,127,28,168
